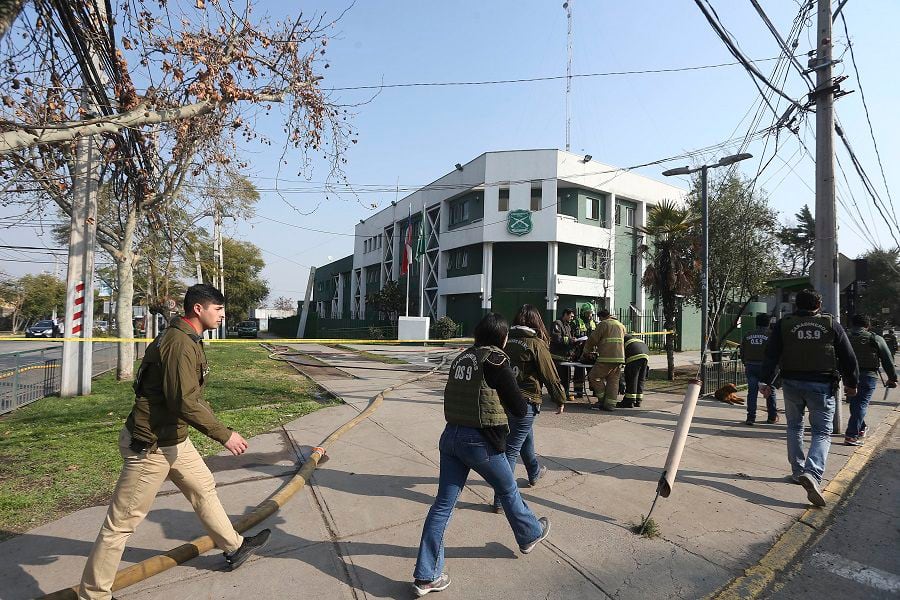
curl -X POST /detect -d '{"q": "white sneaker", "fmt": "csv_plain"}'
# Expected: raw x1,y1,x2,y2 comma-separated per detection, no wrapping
412,573,451,596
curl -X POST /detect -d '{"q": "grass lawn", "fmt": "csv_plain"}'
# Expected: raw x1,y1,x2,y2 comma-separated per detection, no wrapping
0,343,336,539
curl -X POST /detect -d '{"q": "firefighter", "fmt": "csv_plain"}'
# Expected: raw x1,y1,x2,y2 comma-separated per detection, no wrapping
571,303,597,398
740,313,779,425
580,308,626,411
617,333,650,408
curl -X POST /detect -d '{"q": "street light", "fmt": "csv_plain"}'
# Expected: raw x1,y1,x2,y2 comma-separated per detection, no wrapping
662,152,753,365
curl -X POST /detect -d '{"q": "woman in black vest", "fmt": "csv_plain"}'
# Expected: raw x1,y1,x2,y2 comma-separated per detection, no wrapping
412,313,551,597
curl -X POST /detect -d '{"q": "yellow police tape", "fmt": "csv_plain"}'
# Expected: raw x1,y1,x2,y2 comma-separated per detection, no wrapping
0,363,61,380
0,331,675,345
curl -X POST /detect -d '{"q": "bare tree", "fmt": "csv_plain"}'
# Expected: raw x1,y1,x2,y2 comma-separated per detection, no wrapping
0,1,354,379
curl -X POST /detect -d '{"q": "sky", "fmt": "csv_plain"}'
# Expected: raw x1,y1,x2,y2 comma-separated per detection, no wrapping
2,0,898,306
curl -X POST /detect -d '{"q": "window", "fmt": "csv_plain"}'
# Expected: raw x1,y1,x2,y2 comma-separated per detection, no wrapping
530,188,541,211
586,196,600,220
364,239,368,253
589,250,599,271
449,248,469,271
377,234,382,249
498,188,509,212
450,201,470,224
630,253,637,275
624,206,635,227
615,204,621,225
578,248,587,269
600,248,611,278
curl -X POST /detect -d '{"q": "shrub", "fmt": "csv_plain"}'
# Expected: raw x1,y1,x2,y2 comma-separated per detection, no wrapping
431,316,458,340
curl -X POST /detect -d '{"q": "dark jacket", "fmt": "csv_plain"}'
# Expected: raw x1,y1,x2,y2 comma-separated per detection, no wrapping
549,318,575,360
849,326,898,380
480,349,530,452
760,310,859,388
126,317,232,447
505,326,567,407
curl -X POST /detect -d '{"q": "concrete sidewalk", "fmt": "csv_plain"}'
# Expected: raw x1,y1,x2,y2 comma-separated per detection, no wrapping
1,344,897,599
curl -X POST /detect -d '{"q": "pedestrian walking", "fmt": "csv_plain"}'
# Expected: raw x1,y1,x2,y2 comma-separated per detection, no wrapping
550,307,577,398
571,303,597,399
741,313,779,425
580,308,626,412
78,284,270,600
845,314,897,446
882,327,898,359
491,305,567,512
412,313,551,596
759,289,859,507
616,333,649,408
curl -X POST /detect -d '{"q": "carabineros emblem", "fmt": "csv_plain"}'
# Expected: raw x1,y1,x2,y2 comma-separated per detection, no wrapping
507,209,533,236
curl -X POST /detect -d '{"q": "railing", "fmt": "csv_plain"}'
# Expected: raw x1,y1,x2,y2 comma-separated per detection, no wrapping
615,309,671,351
0,342,147,415
700,358,747,396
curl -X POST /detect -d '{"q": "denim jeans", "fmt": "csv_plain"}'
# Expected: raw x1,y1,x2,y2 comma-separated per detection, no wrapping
492,403,540,509
782,379,836,483
846,372,878,437
745,362,778,422
413,424,543,582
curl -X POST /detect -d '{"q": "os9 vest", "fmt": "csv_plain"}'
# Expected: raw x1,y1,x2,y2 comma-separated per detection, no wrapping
443,346,508,429
779,314,837,373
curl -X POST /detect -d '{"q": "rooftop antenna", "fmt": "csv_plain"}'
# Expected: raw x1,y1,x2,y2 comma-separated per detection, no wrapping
564,0,573,152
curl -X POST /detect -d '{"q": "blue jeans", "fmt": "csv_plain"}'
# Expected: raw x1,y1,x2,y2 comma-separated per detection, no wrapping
782,379,836,483
492,403,540,509
745,363,778,422
846,372,878,437
413,424,543,582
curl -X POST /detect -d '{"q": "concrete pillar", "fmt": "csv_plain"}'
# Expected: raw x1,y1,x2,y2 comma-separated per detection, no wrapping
607,193,617,311
547,241,558,318
482,242,493,311
635,200,648,316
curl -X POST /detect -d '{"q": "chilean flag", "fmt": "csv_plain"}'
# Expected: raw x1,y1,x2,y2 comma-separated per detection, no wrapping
400,205,413,275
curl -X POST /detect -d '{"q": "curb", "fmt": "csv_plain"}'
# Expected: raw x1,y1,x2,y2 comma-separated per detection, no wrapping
709,400,900,599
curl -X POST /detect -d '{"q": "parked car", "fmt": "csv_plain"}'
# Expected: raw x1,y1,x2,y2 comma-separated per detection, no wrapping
236,320,259,338
94,320,109,333
26,320,61,338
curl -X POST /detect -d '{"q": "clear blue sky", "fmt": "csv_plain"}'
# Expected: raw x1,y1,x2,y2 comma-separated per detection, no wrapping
3,1,897,306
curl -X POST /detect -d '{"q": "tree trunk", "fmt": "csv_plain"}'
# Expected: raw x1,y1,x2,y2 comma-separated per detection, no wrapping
115,211,138,381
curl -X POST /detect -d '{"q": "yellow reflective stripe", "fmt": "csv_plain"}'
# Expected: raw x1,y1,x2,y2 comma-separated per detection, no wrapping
603,337,624,342
625,337,641,347
625,354,650,363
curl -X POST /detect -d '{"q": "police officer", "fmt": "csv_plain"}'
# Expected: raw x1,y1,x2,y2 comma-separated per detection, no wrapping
412,313,550,596
760,289,858,508
741,313,779,426
571,303,597,398
845,314,897,446
617,333,650,408
580,308,626,411
882,327,898,358
550,308,577,398
78,285,270,600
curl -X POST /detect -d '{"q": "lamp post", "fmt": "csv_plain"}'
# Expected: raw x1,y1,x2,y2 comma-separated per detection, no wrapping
662,152,753,365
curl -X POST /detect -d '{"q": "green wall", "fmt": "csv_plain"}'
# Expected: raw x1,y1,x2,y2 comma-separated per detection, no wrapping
446,293,483,336
557,188,609,227
614,198,639,310
491,242,547,324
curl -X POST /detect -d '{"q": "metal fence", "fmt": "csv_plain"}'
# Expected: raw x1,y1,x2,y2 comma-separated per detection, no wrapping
615,309,671,351
0,342,147,415
700,358,747,396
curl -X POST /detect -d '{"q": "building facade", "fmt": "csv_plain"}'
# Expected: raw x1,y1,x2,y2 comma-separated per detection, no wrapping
313,149,695,339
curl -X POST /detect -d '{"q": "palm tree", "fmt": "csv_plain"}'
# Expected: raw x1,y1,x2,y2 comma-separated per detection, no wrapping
640,200,699,380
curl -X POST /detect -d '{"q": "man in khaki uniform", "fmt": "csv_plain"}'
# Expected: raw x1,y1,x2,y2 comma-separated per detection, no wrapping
580,308,626,411
79,284,270,600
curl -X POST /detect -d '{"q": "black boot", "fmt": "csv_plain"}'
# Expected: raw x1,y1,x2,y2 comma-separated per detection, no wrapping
224,528,271,571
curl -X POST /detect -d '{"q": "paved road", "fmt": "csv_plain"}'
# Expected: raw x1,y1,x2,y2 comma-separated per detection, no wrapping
767,418,900,599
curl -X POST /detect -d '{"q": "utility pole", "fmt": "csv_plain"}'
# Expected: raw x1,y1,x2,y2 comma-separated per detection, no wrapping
60,96,99,397
195,248,203,284
700,165,709,364
211,201,223,339
563,0,573,152
812,0,842,433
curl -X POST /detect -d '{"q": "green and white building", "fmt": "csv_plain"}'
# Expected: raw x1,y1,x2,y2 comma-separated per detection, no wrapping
312,149,699,343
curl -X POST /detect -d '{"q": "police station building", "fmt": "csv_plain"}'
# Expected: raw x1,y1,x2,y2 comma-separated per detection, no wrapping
312,149,698,340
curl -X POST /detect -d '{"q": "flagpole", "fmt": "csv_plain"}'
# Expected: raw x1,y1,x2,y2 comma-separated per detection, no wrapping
419,199,426,318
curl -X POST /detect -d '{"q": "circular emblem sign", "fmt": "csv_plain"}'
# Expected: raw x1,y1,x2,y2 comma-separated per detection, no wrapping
507,209,533,236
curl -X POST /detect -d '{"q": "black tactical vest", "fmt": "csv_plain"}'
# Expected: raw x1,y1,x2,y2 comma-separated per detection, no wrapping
849,330,880,371
741,328,769,364
779,314,837,373
443,346,508,429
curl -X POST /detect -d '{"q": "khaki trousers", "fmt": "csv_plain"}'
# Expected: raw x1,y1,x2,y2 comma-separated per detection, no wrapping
588,363,622,409
79,429,242,599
